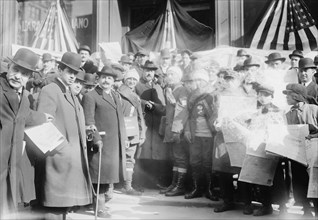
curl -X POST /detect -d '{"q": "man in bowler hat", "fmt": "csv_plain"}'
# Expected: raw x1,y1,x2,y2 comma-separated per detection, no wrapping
0,48,52,217
36,52,92,219
298,58,318,104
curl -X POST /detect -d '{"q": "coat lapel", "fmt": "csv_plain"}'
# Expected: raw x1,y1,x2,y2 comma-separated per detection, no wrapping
95,86,116,109
0,77,20,115
54,78,75,108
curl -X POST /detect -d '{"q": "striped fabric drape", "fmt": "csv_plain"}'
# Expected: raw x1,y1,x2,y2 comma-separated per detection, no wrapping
250,0,318,52
159,0,177,51
31,0,78,53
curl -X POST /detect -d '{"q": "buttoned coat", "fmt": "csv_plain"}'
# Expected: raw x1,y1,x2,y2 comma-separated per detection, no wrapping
0,73,46,215
82,86,127,183
36,78,92,207
135,78,168,160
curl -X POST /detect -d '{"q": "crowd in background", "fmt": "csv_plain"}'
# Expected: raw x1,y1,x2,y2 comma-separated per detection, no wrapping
1,45,318,219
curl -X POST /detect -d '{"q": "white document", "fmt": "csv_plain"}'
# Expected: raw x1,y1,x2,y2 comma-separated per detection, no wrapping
99,42,122,63
25,122,65,154
306,138,318,168
266,124,309,166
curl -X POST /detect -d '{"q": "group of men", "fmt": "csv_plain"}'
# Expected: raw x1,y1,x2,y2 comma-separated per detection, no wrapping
1,45,318,219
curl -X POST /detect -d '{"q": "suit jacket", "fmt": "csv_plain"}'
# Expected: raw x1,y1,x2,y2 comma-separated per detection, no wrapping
82,86,127,183
0,73,46,215
36,78,92,207
306,81,318,105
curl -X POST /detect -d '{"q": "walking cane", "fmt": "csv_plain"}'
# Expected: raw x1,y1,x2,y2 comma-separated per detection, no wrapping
95,131,106,220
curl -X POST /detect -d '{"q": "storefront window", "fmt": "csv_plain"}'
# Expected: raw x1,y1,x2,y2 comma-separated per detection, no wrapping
17,0,95,52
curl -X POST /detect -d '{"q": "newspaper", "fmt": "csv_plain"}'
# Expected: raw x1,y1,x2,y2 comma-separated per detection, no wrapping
25,122,65,154
305,138,318,168
307,167,318,198
225,142,246,167
266,124,309,166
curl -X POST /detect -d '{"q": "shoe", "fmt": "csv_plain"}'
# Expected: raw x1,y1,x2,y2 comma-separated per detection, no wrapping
165,172,186,197
159,171,178,194
97,209,111,218
184,177,201,199
123,188,142,196
205,172,219,201
214,203,235,213
253,206,273,216
243,204,253,215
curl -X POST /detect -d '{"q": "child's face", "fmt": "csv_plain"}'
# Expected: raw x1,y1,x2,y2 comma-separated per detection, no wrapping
286,93,298,105
257,91,273,105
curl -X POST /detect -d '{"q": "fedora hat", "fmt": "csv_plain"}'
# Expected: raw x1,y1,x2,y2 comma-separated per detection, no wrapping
236,49,250,57
111,63,124,81
42,53,54,62
97,65,117,78
142,60,158,70
243,57,260,67
265,52,286,64
75,68,86,82
119,55,132,64
298,58,316,70
84,73,96,86
57,52,81,72
8,48,39,73
289,50,303,59
78,45,91,54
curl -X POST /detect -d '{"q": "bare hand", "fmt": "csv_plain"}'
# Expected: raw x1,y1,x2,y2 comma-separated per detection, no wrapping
45,113,54,122
95,140,103,152
184,131,192,143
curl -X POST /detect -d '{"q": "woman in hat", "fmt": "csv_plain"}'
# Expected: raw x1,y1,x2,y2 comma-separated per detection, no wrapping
0,48,52,217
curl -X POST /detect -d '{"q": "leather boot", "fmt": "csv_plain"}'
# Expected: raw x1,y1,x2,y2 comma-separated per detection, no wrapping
205,173,219,201
184,169,202,199
159,171,178,194
165,172,186,196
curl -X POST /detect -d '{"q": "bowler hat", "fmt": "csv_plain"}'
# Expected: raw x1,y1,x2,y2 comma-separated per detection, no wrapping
243,57,260,68
8,48,39,73
314,55,318,65
236,49,250,57
142,60,158,70
289,50,303,59
283,83,307,102
57,52,81,72
298,58,316,70
82,60,98,74
42,53,54,62
78,45,91,54
265,52,286,64
119,55,132,64
84,73,96,86
160,48,171,58
97,65,117,78
76,68,86,82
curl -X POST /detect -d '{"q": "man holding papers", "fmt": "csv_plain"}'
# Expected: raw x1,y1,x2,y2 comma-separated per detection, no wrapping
0,48,52,217
36,52,92,219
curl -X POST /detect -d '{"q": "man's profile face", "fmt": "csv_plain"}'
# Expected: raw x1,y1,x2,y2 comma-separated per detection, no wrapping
7,64,32,90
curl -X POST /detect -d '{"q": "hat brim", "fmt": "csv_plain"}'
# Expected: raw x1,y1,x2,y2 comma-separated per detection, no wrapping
282,89,293,95
96,71,117,78
300,65,317,70
244,64,260,68
289,54,303,59
142,67,158,70
7,57,38,73
265,58,286,64
57,60,81,72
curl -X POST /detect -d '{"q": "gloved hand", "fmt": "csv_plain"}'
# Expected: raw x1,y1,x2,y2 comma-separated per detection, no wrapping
184,131,192,143
94,140,103,152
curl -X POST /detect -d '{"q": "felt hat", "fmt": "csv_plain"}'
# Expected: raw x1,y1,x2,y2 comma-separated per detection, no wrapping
236,49,250,57
42,53,54,62
119,55,132,64
265,52,286,64
78,45,91,54
84,73,96,86
142,60,158,70
82,60,98,74
8,48,39,72
57,52,81,72
243,56,260,68
76,68,86,82
298,58,316,70
111,63,124,81
283,83,307,102
314,55,318,65
97,65,117,78
289,50,303,59
181,49,192,56
135,49,149,57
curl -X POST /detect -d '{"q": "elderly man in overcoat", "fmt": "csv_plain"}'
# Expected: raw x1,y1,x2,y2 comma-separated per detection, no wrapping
0,48,51,217
82,65,127,218
36,52,92,219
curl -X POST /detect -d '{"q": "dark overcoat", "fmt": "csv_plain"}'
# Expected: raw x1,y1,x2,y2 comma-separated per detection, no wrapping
82,86,127,183
0,73,46,215
135,78,168,160
36,78,92,207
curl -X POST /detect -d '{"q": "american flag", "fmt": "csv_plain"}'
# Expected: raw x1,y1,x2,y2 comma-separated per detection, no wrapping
159,0,177,50
250,0,318,51
31,0,78,53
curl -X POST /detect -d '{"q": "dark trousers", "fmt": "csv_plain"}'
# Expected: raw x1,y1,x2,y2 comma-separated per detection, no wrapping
169,140,189,170
218,172,235,204
189,136,213,174
290,160,309,206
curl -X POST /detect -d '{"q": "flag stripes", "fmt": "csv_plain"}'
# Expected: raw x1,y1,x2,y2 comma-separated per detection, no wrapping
250,0,318,52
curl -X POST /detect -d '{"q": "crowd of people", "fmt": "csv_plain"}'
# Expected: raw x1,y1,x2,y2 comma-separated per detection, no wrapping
0,45,318,219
